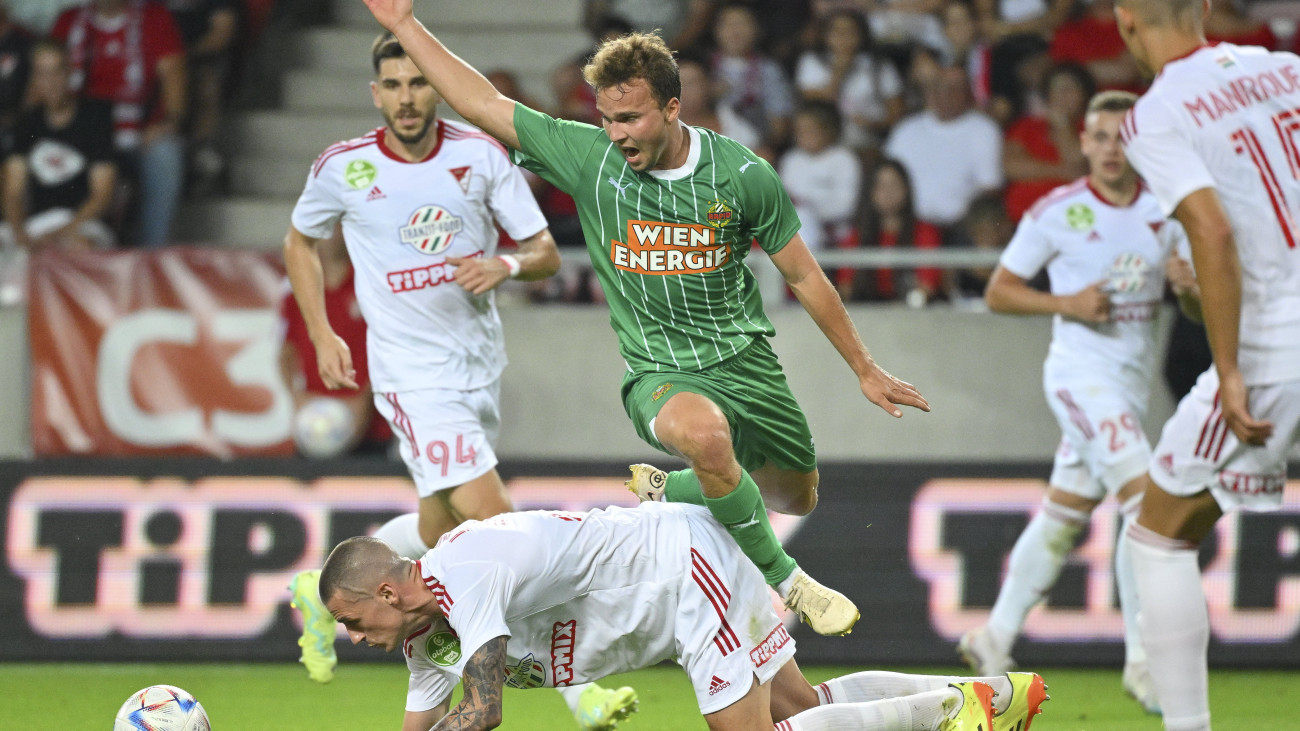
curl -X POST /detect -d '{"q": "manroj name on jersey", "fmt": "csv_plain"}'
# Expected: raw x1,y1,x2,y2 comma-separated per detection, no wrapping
611,220,732,275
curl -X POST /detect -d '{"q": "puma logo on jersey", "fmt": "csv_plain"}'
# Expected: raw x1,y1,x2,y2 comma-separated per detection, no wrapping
730,510,761,530
610,220,731,275
608,176,633,198
738,160,757,173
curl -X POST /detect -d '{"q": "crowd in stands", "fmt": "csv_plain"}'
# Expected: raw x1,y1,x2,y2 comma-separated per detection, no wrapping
0,0,249,265
529,0,1299,305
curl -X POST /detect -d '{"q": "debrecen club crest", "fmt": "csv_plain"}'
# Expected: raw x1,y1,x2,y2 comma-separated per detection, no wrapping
400,205,464,255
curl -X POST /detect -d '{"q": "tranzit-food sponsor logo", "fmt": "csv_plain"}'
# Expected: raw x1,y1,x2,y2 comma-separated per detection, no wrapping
909,478,1300,644
400,205,464,255
610,220,731,275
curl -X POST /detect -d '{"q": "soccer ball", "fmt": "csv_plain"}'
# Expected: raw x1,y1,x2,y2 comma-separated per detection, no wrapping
114,685,211,731
293,396,356,458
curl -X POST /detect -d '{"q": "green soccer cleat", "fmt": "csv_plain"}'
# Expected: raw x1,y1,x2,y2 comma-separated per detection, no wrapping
625,464,667,503
574,684,639,730
783,568,860,636
289,569,338,684
941,681,996,731
993,672,1048,731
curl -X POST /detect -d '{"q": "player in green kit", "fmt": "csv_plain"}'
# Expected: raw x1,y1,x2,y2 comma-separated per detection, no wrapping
363,0,930,637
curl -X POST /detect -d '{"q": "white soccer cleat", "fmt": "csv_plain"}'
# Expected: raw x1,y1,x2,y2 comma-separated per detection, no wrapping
958,626,1015,676
1122,661,1161,714
625,464,667,503
783,568,860,636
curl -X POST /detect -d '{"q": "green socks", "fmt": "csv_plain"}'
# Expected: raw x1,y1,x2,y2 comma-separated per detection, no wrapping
666,468,797,586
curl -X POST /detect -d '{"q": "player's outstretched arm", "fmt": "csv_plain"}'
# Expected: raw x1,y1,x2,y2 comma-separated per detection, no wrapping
447,228,561,296
771,234,930,418
1174,188,1272,445
363,0,520,149
283,226,359,390
430,636,507,730
985,265,1111,322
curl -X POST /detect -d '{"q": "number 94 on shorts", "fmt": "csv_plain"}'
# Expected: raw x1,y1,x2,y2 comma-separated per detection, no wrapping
374,384,502,496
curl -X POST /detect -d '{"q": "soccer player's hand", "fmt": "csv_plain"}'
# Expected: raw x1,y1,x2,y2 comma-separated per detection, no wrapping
1219,368,1273,446
1064,281,1110,323
860,364,930,418
448,255,509,295
1165,255,1198,297
363,0,414,32
313,333,360,390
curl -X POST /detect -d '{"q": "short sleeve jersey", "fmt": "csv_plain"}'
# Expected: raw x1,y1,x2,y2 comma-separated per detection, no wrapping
1120,43,1300,386
291,121,548,392
8,99,115,215
508,105,801,374
401,503,691,712
1001,178,1188,388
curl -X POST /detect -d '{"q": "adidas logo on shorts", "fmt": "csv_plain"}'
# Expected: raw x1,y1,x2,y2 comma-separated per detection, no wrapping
708,675,731,695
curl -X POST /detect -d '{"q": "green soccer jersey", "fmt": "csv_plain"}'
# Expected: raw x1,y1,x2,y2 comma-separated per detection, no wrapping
509,104,802,374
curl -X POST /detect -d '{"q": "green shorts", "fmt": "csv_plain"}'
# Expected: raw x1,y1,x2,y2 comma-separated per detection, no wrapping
621,337,816,474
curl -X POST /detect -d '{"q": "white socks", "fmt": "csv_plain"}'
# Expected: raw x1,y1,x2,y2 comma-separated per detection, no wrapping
371,512,430,560
1115,493,1145,666
985,500,1088,651
779,688,957,731
1127,522,1211,731
815,672,1010,713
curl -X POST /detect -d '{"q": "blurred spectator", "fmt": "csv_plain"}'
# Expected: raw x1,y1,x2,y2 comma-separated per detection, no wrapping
52,0,187,249
552,14,633,126
164,0,238,197
975,0,1072,42
1002,62,1092,221
795,8,903,151
710,2,795,149
678,56,763,153
0,2,32,145
902,42,942,113
986,30,1050,125
2,41,117,252
1205,0,1278,49
884,67,1002,229
948,191,1011,303
942,0,993,110
1048,0,1141,90
583,0,715,53
278,226,391,456
779,100,862,249
836,157,943,303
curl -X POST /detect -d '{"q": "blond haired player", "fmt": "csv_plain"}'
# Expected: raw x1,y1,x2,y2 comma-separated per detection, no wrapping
283,33,637,729
358,0,931,640
960,90,1197,715
1113,0,1300,728
321,503,1048,731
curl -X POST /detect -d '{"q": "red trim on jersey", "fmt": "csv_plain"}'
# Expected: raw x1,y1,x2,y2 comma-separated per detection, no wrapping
691,549,739,656
444,126,509,157
1025,178,1089,220
1195,391,1222,459
376,120,445,164
424,576,455,614
1120,108,1138,144
312,133,379,177
1086,178,1143,208
404,623,432,658
1055,388,1095,440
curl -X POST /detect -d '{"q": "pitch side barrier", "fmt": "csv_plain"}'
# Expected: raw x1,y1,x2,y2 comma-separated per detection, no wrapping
1,459,1297,666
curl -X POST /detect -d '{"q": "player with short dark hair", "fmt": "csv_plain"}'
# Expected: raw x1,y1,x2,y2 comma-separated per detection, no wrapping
1113,0,1300,728
321,503,1048,730
360,0,930,640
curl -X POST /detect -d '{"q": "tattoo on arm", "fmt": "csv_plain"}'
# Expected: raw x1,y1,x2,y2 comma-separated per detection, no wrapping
431,636,507,730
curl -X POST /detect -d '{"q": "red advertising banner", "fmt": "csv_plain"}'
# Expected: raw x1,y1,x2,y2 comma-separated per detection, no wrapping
29,248,294,456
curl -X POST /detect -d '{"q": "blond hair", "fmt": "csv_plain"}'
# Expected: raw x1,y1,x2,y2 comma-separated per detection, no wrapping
582,32,681,108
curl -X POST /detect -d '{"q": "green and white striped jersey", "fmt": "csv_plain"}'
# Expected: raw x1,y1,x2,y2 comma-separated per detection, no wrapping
510,105,801,374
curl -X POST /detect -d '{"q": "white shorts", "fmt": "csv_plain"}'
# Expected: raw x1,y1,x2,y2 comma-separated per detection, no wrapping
1150,368,1300,512
1044,374,1151,500
374,383,500,497
675,508,796,716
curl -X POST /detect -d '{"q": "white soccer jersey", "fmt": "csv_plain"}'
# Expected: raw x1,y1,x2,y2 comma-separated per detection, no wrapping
1000,178,1188,391
1121,43,1300,386
291,120,548,392
401,503,692,711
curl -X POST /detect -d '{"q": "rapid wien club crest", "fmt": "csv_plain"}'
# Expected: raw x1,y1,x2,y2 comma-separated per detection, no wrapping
706,198,734,228
400,204,464,255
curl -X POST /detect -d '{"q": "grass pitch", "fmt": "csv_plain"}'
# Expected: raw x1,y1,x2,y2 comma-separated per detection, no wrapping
1,662,1294,729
